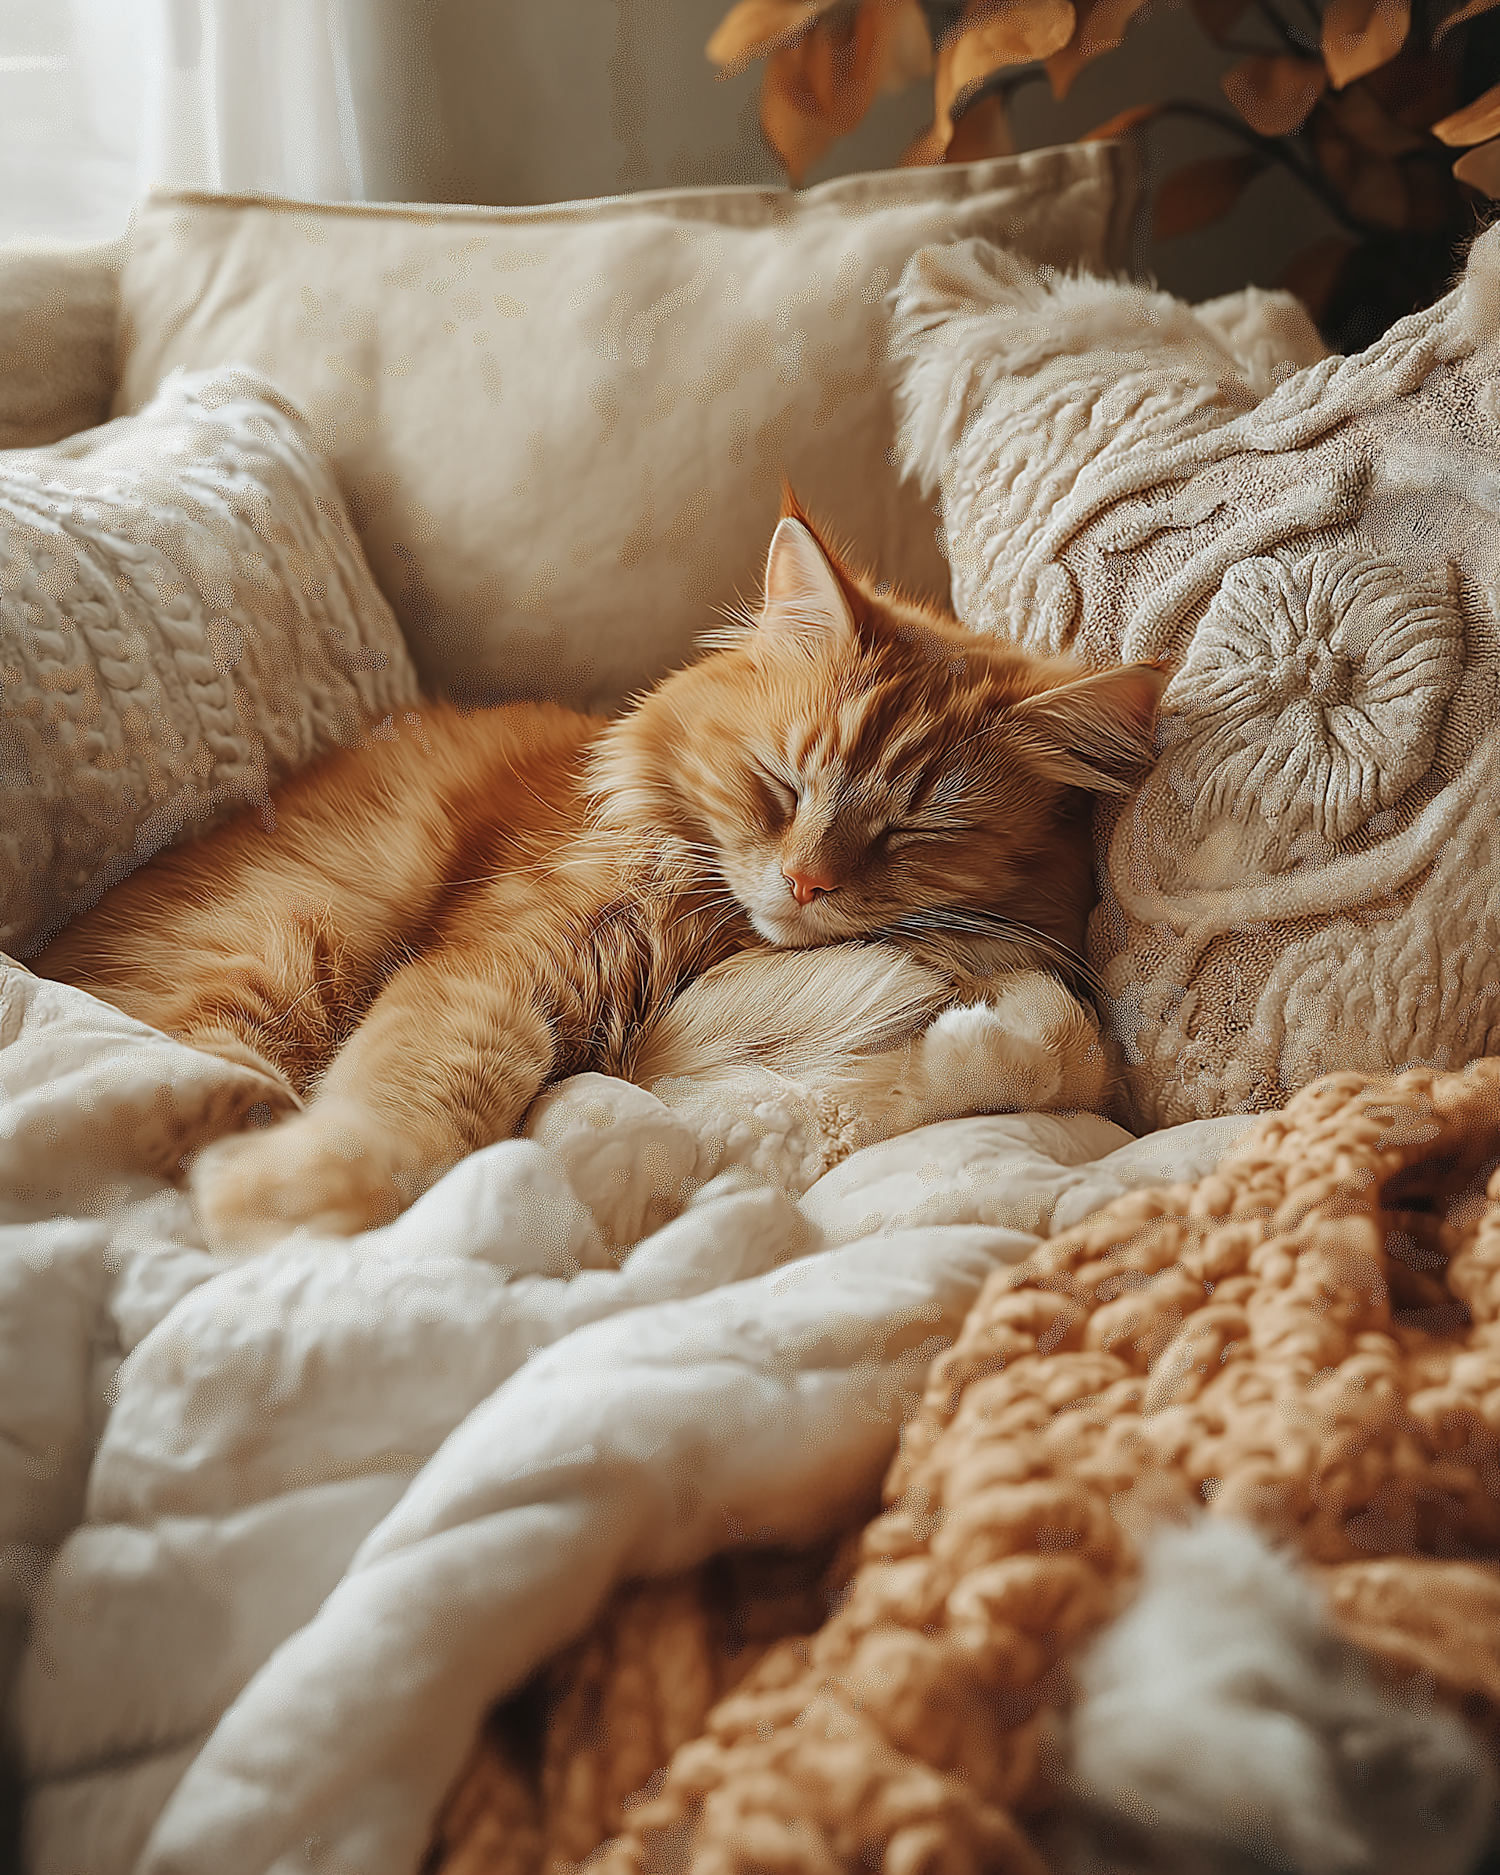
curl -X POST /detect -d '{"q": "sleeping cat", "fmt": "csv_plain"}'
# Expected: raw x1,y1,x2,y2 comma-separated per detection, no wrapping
34,500,1167,1250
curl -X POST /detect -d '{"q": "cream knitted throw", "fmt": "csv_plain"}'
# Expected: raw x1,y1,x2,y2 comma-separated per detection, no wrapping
891,230,1500,1131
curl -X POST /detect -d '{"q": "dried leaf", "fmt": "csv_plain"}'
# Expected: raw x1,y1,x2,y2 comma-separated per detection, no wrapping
761,41,838,177
942,0,1076,111
1433,77,1500,145
947,89,1017,159
1081,100,1163,139
708,0,833,73
1277,237,1355,321
1047,0,1153,99
881,0,935,88
1433,0,1500,44
1311,105,1413,225
1152,153,1266,238
1363,48,1458,130
900,120,949,165
1221,54,1327,135
759,1,892,180
1321,82,1423,153
912,0,1072,163
1190,0,1253,40
1454,137,1500,194
1322,0,1411,89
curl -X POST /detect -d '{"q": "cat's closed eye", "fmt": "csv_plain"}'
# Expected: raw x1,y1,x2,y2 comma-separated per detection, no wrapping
755,770,799,823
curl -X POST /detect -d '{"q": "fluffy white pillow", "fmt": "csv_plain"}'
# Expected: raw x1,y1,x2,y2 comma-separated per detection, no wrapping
1,367,420,957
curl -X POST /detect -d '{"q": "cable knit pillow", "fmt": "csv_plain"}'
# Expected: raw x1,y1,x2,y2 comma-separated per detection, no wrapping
892,230,1500,1131
1,367,420,957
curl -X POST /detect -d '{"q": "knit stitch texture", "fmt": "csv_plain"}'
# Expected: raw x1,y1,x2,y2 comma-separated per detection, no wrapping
0,366,419,956
430,1058,1500,1875
891,231,1500,1130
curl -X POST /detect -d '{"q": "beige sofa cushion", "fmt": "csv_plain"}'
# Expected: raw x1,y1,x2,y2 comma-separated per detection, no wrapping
0,237,122,449
113,147,1138,709
1,367,419,957
892,233,1500,1131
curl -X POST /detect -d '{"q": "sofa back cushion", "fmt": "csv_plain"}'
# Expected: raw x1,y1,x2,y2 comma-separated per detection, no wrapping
113,148,1137,709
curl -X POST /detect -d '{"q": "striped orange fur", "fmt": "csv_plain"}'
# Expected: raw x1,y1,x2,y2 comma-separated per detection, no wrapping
34,500,1166,1248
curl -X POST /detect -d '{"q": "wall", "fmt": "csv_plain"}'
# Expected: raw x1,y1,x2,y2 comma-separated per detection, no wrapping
348,0,1342,304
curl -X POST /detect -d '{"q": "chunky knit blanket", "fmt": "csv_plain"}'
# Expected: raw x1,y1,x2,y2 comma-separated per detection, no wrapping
429,1058,1500,1875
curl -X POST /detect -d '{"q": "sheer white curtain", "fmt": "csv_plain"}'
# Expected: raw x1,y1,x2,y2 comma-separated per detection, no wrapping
0,0,382,244
143,0,365,199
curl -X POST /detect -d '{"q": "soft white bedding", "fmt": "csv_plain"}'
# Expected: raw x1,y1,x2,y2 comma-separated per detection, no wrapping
0,956,1250,1875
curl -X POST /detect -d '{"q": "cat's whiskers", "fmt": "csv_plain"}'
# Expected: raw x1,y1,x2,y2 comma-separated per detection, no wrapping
879,905,1111,1006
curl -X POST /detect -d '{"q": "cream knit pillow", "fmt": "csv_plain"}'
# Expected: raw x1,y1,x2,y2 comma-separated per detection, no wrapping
1,367,420,957
892,232,1500,1131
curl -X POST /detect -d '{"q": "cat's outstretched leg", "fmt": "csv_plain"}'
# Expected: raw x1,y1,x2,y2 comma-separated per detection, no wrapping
190,952,555,1252
812,969,1108,1161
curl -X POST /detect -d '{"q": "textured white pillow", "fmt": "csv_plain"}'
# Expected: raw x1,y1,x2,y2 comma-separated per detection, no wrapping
892,233,1500,1130
1,367,420,957
113,148,1138,711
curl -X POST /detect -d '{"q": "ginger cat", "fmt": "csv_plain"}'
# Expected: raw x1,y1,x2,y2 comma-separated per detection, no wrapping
34,502,1167,1250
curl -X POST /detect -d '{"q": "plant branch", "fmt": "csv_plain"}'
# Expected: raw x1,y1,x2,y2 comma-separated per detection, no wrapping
1253,0,1320,52
1148,98,1381,235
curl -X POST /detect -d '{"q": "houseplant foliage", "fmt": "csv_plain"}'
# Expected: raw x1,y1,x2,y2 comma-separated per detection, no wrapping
707,0,1500,346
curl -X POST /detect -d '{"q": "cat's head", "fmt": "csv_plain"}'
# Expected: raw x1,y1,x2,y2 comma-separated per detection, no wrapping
590,499,1168,949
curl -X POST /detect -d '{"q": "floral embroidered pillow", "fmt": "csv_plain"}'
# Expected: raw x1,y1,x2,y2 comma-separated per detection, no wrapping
892,234,1500,1130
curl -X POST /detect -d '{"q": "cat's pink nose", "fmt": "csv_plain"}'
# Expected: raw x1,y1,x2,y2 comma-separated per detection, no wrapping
782,866,834,906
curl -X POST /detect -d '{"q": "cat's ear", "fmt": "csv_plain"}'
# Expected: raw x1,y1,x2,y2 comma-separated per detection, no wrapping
1010,662,1171,793
758,518,856,647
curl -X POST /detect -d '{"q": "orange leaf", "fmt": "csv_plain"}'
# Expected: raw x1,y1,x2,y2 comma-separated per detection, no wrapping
881,0,935,88
1221,53,1327,135
1363,48,1458,130
942,0,1076,111
1191,0,1253,38
759,1,894,180
1152,153,1266,238
1311,107,1412,225
947,89,1017,160
1433,77,1500,145
1322,0,1410,89
1454,137,1500,194
1433,0,1500,43
761,41,840,179
915,0,1072,161
1277,237,1354,322
1321,83,1423,153
708,0,832,73
1081,100,1163,139
1046,0,1152,99
900,121,949,165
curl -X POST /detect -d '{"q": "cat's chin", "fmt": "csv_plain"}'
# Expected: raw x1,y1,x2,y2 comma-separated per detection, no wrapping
745,905,837,948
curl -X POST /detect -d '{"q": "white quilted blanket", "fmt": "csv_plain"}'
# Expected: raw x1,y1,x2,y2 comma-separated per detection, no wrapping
0,957,1249,1875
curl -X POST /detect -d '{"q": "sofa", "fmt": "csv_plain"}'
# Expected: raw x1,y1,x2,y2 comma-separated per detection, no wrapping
3,144,1500,1875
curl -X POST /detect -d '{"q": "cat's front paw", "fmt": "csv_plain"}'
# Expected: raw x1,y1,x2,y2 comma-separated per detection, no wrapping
813,971,1109,1156
918,971,1108,1120
190,1104,418,1253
